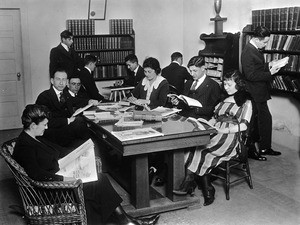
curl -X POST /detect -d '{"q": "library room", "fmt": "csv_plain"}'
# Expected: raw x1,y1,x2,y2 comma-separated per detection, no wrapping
0,0,299,224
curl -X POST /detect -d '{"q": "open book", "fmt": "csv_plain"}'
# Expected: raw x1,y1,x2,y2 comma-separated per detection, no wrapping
72,103,94,117
56,139,98,183
167,94,202,108
271,56,289,70
151,106,182,117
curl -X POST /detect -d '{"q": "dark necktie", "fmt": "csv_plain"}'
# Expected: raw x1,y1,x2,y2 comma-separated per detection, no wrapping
190,80,198,91
59,92,66,104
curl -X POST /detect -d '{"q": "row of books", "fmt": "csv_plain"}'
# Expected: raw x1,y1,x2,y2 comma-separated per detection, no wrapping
204,57,223,79
252,7,300,31
264,53,300,72
265,34,300,51
204,57,224,64
93,65,127,79
109,19,134,35
77,50,134,64
271,75,300,93
73,36,134,51
66,19,95,35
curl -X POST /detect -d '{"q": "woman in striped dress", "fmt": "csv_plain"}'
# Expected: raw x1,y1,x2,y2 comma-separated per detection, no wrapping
174,70,252,206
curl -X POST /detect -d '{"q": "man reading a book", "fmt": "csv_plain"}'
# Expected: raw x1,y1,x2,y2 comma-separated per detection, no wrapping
170,55,221,120
36,68,91,148
241,26,283,157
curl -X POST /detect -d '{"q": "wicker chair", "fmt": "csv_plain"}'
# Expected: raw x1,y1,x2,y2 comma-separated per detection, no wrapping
0,138,87,225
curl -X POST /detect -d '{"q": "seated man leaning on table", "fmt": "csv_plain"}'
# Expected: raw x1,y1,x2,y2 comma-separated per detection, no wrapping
35,68,97,148
126,57,169,110
64,73,99,113
170,55,221,120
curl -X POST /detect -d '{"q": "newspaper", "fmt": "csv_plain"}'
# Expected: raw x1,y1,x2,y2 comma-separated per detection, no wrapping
56,139,98,183
167,94,202,107
111,127,164,142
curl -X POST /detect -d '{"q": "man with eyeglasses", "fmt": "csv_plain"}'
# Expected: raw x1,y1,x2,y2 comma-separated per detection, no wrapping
49,30,84,78
241,26,282,160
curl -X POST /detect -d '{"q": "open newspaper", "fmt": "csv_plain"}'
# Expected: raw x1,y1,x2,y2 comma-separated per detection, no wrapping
167,94,202,108
56,139,97,183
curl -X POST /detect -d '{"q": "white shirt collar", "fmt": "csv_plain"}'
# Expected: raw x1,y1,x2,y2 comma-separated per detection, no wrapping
52,86,62,100
61,42,69,52
68,89,76,97
133,65,139,75
85,66,92,73
194,74,206,90
172,60,180,65
250,39,258,49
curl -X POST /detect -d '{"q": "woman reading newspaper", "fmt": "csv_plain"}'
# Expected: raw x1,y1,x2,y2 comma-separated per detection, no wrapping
12,104,159,225
173,70,252,206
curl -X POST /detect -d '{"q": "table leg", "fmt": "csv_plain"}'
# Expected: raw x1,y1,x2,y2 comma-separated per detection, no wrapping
131,154,150,209
118,91,122,101
166,149,187,202
114,91,117,102
109,92,113,101
122,90,126,99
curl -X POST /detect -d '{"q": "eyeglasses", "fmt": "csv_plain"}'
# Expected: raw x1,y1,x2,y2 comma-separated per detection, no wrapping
70,82,81,87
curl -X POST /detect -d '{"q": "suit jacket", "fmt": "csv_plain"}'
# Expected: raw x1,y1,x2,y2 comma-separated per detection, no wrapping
241,42,273,102
49,43,84,78
36,87,72,128
123,65,145,87
79,67,105,101
132,76,169,109
179,76,221,120
162,62,192,94
63,88,89,114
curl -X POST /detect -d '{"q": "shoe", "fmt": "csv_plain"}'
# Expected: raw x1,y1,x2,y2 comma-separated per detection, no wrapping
154,176,165,186
248,150,267,161
173,180,197,196
261,148,281,156
133,214,160,225
203,185,215,206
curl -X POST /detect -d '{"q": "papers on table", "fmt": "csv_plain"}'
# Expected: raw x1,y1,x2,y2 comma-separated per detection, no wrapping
111,127,164,142
151,106,182,117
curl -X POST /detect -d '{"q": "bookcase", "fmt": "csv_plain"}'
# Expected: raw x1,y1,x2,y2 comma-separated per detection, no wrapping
243,6,300,95
67,19,135,81
198,32,240,85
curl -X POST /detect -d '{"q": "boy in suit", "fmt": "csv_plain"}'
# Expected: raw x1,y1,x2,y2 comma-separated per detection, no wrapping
241,26,281,158
36,69,90,147
162,52,192,94
124,54,145,87
49,30,84,78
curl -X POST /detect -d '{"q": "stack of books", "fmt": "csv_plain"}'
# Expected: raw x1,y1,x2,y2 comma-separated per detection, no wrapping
109,19,134,34
66,19,95,35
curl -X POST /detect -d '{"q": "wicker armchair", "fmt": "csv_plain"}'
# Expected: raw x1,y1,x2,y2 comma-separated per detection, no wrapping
0,139,87,225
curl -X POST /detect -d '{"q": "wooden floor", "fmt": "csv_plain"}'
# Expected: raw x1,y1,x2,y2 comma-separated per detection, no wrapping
0,128,300,225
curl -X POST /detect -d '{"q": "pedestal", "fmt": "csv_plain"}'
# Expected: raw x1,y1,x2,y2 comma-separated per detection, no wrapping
210,17,227,35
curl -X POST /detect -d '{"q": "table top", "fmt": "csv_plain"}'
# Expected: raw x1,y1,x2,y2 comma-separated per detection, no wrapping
103,85,135,91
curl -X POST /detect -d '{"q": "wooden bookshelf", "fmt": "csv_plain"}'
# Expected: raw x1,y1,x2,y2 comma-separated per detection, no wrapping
199,32,240,85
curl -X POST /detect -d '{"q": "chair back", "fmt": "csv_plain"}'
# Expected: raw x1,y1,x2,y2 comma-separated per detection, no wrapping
0,138,87,225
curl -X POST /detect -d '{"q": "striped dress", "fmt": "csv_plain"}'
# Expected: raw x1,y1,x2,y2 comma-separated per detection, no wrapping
185,99,252,176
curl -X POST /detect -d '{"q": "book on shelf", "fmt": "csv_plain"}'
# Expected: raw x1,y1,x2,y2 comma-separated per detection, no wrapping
167,94,203,108
56,139,97,183
111,127,163,142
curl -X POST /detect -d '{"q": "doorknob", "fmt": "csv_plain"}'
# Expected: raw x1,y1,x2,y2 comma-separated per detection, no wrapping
17,72,21,81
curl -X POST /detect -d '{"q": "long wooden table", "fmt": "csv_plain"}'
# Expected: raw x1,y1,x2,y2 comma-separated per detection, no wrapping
86,114,215,217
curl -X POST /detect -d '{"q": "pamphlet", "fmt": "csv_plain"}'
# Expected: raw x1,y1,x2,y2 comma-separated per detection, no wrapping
72,103,94,117
111,127,164,142
56,139,98,183
167,94,202,108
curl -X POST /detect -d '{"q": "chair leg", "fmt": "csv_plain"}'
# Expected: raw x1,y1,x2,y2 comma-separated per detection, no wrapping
225,162,230,200
245,161,253,189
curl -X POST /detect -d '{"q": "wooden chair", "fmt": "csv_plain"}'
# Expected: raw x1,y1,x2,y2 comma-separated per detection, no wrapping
210,119,253,200
0,138,87,225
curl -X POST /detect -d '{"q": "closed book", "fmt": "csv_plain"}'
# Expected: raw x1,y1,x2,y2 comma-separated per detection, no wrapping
288,7,295,30
260,9,265,27
282,35,293,51
252,10,259,29
278,35,288,50
271,8,278,31
275,35,283,50
277,8,281,31
292,7,300,30
280,7,289,31
271,34,279,50
265,9,272,30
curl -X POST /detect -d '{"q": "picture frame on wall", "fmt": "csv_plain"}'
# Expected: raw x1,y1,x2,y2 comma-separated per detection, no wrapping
88,0,107,20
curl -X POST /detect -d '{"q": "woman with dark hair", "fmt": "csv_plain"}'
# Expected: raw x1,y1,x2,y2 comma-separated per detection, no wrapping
128,57,169,109
13,104,159,225
173,70,253,206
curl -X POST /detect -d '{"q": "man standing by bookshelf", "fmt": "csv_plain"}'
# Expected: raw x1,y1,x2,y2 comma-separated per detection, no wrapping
241,26,281,159
123,54,145,87
162,52,192,94
49,30,84,78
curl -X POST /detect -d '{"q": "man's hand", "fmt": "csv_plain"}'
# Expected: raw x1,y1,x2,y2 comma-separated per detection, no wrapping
67,116,76,124
88,99,99,106
171,96,179,106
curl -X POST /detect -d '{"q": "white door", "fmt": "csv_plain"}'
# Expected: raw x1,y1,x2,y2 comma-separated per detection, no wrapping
0,9,25,130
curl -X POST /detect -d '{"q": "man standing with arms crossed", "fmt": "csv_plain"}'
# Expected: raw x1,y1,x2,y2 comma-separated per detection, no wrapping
241,26,286,159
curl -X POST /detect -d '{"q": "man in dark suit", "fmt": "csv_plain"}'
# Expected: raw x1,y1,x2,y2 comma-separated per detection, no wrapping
241,26,281,157
162,52,192,94
171,56,221,120
36,68,90,147
123,54,145,87
49,30,84,78
78,54,106,101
